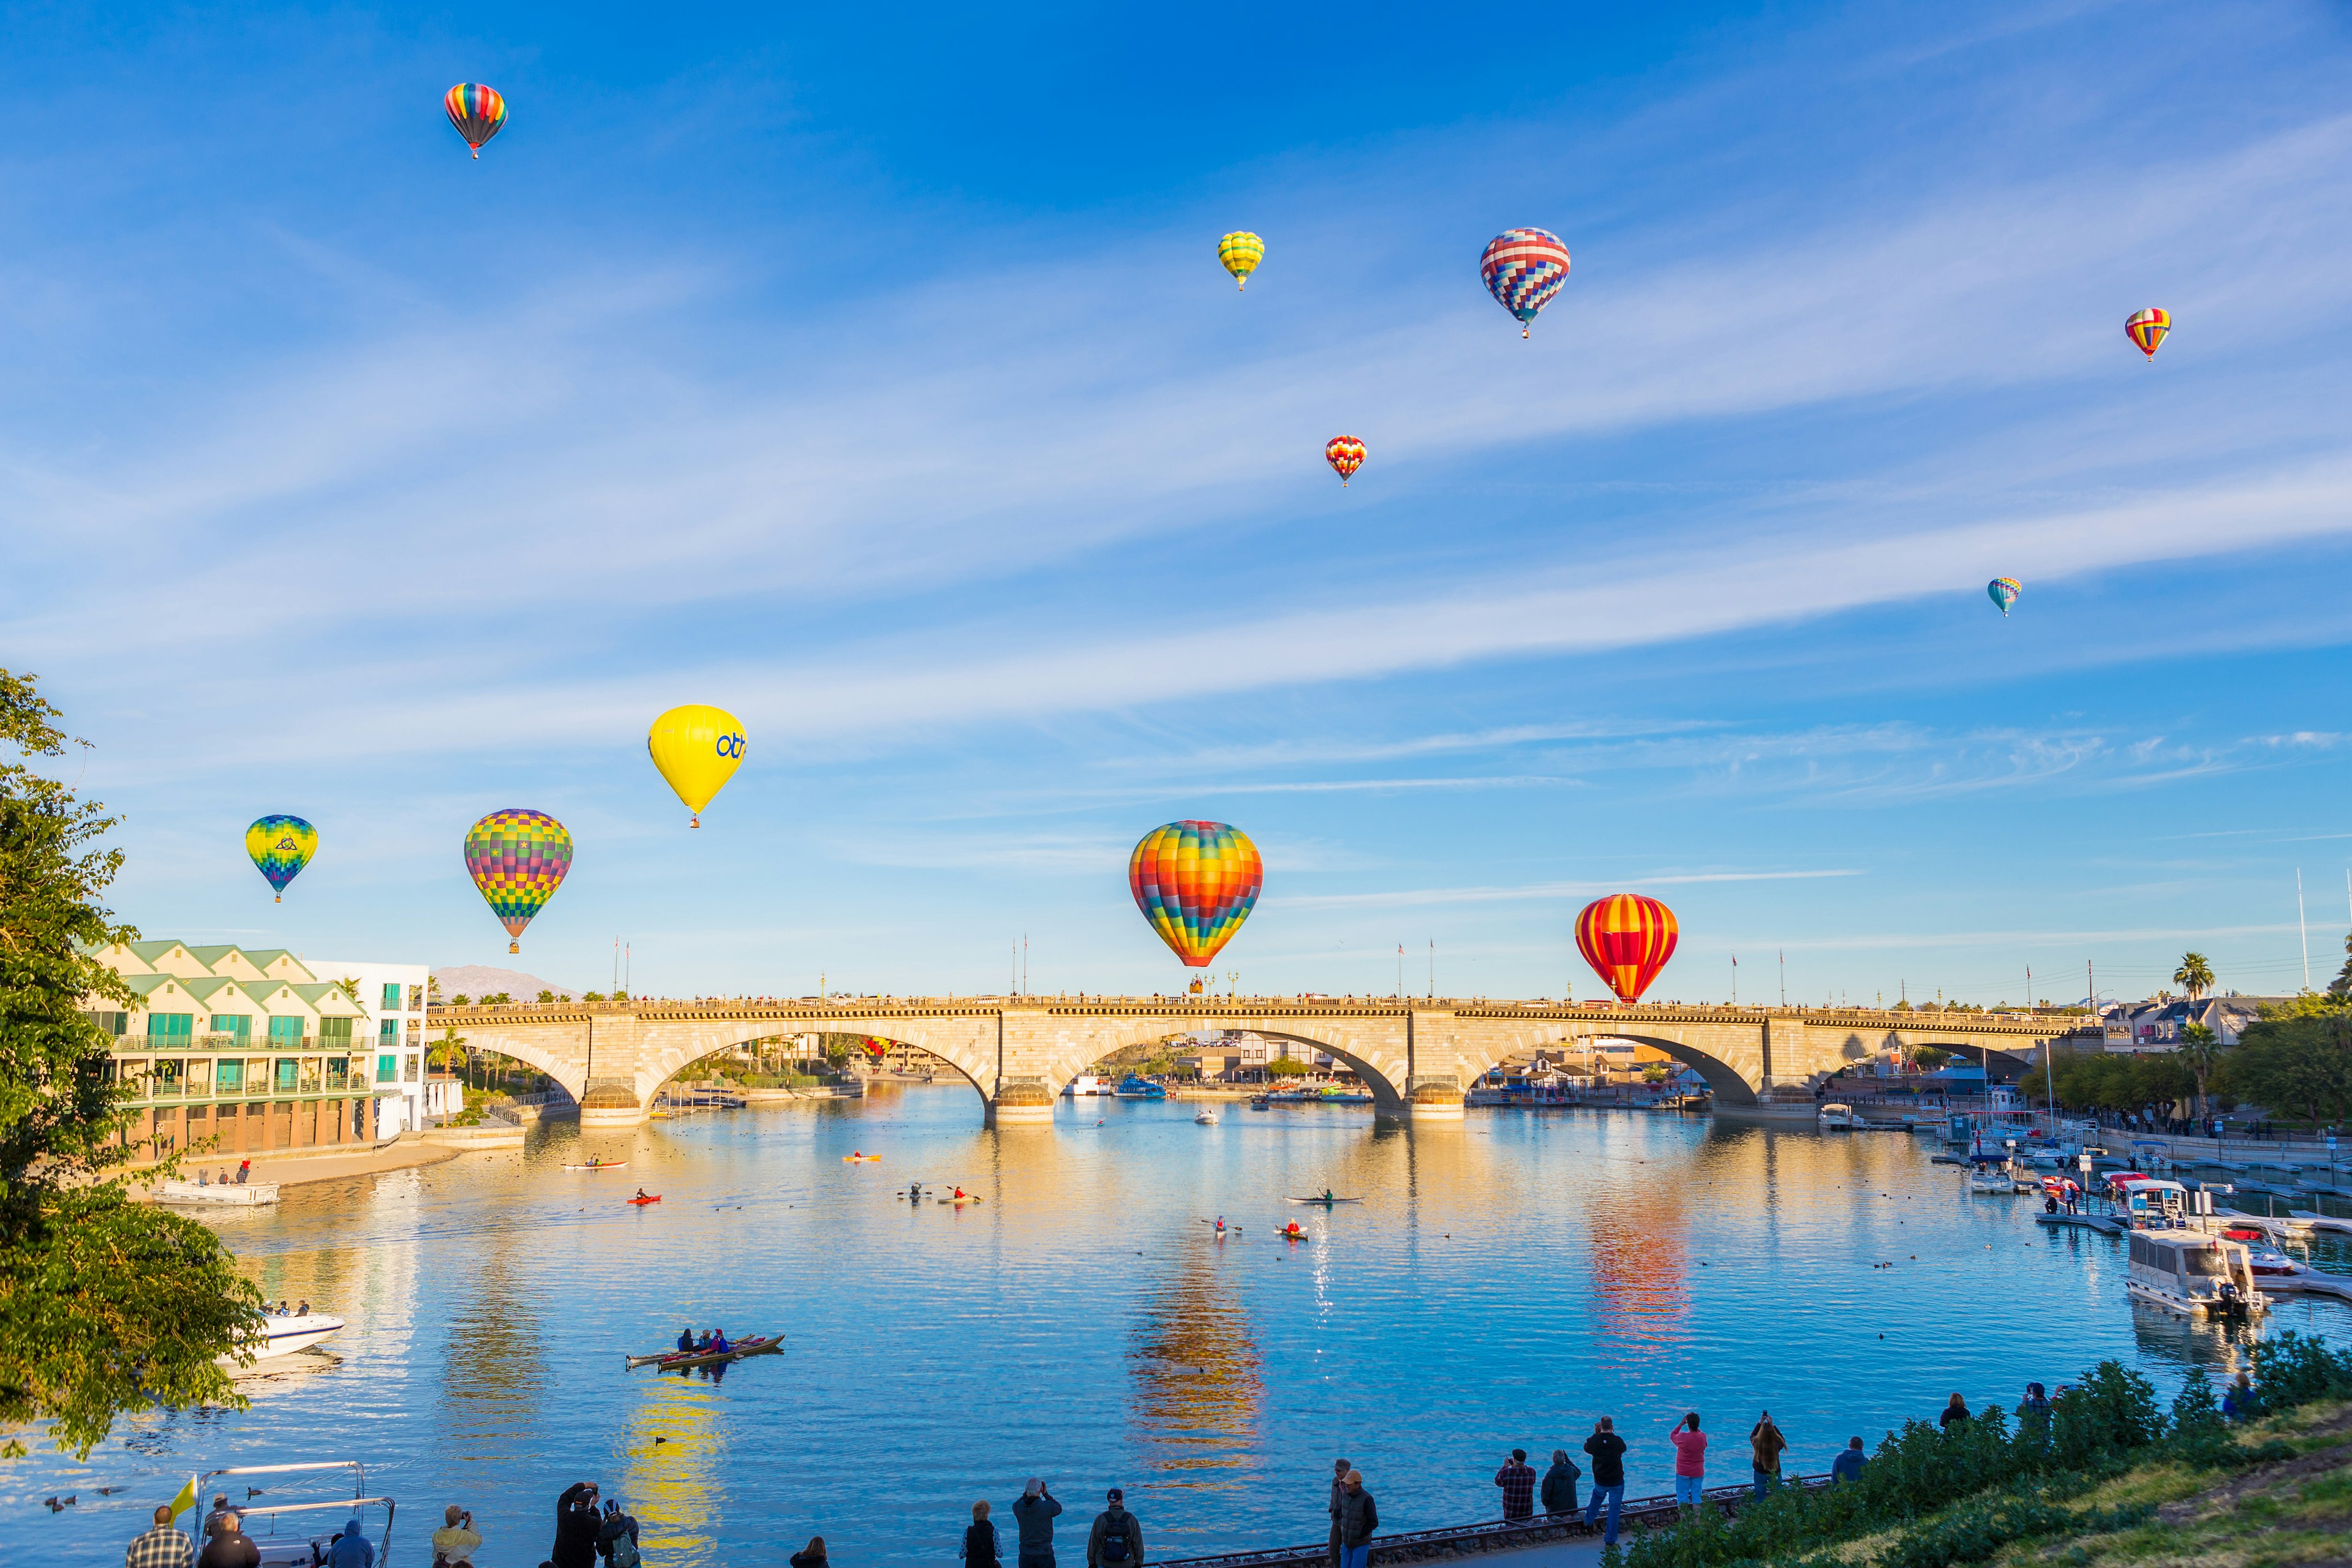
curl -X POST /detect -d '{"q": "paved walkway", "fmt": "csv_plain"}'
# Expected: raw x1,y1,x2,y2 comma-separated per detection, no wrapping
139,1140,460,1195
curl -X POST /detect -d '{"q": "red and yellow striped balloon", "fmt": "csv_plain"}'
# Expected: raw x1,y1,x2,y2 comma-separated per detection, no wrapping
2125,307,2169,361
1574,894,1679,1004
1129,820,1263,968
445,83,507,159
1324,436,1366,486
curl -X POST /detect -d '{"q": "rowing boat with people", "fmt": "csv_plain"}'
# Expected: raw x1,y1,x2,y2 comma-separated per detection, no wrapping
624,1334,784,1370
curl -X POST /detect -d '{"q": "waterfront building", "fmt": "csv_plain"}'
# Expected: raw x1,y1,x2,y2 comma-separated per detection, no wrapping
2101,996,2271,1053
80,939,429,1158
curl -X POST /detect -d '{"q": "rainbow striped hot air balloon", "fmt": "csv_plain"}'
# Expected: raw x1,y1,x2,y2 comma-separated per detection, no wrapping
1324,435,1366,486
463,809,573,953
1480,228,1570,339
2125,307,2169,361
1129,821,1263,968
445,83,507,159
1988,578,2022,616
1218,232,1265,292
1574,894,1679,1005
244,815,317,903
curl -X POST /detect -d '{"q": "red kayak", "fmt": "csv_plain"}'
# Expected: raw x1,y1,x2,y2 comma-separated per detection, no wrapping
628,1195,662,1205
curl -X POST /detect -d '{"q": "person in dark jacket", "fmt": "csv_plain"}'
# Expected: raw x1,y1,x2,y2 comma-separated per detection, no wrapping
1086,1489,1142,1568
1939,1394,1970,1432
1334,1471,1378,1568
1581,1417,1629,1547
965,1500,1002,1566
597,1499,640,1566
1013,1479,1063,1568
552,1482,603,1568
1324,1458,1351,1568
1539,1450,1580,1517
1493,1449,1536,1522
1830,1438,1867,1483
790,1537,829,1568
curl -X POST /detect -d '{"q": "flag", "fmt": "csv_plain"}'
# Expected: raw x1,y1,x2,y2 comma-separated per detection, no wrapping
167,1473,198,1520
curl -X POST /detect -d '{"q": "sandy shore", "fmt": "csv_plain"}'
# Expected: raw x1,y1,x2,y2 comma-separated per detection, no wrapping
139,1140,462,1195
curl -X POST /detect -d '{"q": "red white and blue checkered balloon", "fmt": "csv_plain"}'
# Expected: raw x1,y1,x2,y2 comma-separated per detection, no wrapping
1480,228,1570,338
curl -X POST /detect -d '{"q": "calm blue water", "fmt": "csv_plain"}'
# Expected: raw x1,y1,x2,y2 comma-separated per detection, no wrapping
19,1088,2351,1566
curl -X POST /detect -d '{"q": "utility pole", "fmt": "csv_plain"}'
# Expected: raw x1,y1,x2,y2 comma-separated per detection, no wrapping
1396,943,1404,997
2026,964,2032,1017
612,936,620,995
1428,939,1434,1001
1732,954,1738,1006
1778,950,1786,1008
2301,870,2312,991
1023,934,1029,995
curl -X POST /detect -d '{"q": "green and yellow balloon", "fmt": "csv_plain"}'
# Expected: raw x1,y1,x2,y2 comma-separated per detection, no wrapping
246,815,317,903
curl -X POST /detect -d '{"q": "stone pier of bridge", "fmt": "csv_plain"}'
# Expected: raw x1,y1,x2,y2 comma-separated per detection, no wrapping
435,997,2097,1131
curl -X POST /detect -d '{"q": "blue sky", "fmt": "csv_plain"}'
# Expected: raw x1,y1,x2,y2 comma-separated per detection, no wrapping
7,2,2351,1004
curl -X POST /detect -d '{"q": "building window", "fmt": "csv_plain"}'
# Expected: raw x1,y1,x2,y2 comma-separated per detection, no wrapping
148,1012,193,1041
320,1017,353,1046
378,1053,398,1083
379,1019,399,1042
81,1010,127,1036
325,1057,347,1090
153,1058,183,1098
274,1058,299,1093
404,1054,420,1083
407,984,424,1012
217,1059,244,1093
299,1057,322,1093
209,1015,252,1041
188,1059,212,1096
268,1016,304,1047
382,982,402,1012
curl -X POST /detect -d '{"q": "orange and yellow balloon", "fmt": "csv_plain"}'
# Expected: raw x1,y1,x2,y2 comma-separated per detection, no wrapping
1574,894,1679,1004
647,704,746,827
1129,820,1263,968
1324,436,1366,486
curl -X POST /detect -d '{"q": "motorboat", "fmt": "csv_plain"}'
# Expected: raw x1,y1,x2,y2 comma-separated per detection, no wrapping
1066,1074,1110,1096
1114,1075,1168,1100
157,1177,280,1207
1817,1103,1860,1130
195,1461,391,1568
1194,1108,1219,1125
2124,1226,2265,1319
1248,1096,1270,1110
2220,1227,2310,1280
218,1312,345,1367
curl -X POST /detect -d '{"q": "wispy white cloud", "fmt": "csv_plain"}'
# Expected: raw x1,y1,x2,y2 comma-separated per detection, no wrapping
1280,868,1864,911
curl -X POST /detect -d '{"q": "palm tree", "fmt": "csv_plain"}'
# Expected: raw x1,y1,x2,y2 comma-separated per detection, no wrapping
2174,953,2215,1001
2176,1022,2225,1117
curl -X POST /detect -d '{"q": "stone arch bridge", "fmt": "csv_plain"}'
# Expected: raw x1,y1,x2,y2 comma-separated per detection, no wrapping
434,997,2093,1128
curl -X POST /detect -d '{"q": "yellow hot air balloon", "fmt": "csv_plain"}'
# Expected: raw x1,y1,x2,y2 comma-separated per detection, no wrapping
647,705,746,827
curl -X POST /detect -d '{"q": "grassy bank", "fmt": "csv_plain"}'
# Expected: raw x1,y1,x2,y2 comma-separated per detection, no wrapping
1614,1332,2352,1568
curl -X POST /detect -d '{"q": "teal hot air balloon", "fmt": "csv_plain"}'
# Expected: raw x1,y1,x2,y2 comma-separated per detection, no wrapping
245,815,317,903
1988,578,2022,617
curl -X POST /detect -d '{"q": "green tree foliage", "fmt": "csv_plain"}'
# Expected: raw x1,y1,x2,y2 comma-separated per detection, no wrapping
2039,1051,2193,1114
2174,1022,2225,1115
0,669,262,1458
2225,1006,2352,1128
1265,1056,1310,1077
2173,951,2215,1000
2334,931,2352,999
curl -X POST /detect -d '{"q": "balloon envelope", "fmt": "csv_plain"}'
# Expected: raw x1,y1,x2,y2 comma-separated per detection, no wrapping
2125,307,2169,360
1218,232,1265,290
464,809,573,953
1129,820,1263,968
1480,228,1570,337
1988,578,2022,616
1574,894,1679,1004
648,704,746,827
445,83,507,157
244,815,317,903
1324,435,1366,486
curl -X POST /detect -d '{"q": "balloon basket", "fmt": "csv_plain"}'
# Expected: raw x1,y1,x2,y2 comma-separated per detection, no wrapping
509,941,519,954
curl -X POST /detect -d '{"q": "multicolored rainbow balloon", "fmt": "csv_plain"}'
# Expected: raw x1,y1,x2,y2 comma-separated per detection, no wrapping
1218,232,1265,292
463,809,573,953
1325,435,1366,486
1480,228,1570,339
1988,578,2022,616
1574,894,1679,1004
445,83,507,159
1129,820,1263,968
2125,307,2169,361
244,815,317,903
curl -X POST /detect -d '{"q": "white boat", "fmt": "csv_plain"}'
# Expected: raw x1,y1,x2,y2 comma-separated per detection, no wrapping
1066,1074,1110,1096
2219,1227,2310,1281
2124,1226,2265,1319
217,1313,345,1367
1194,1109,1219,1125
1966,1169,2024,1194
157,1177,280,1206
197,1462,390,1568
1817,1102,1859,1130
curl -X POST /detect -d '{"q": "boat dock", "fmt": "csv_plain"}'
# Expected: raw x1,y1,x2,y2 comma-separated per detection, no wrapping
2263,1271,2352,1303
2035,1212,2120,1235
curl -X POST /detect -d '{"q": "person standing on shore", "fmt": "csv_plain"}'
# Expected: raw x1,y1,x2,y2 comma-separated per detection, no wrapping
431,1505,482,1564
1940,1394,1970,1432
1749,1412,1785,1500
1668,1412,1706,1507
126,1503,194,1568
1493,1449,1536,1522
553,1482,602,1568
1830,1438,1868,1483
790,1537,828,1568
1014,1479,1063,1568
1539,1450,1580,1517
1087,1488,1142,1568
964,1501,1001,1568
1335,1471,1378,1568
1325,1457,1351,1568
1581,1418,1628,1547
196,1514,259,1568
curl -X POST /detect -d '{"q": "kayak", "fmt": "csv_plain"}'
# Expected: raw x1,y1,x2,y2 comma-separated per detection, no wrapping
625,1334,784,1370
627,1196,662,1206
1288,1196,1361,1204
842,1154,882,1163
565,1161,628,1171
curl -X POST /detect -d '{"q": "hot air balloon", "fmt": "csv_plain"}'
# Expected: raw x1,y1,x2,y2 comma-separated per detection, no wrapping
1988,578,2022,616
1129,821,1263,968
647,704,746,827
445,83,507,159
463,809,573,954
1480,228,1570,339
1574,894,1678,1005
244,815,317,903
2125,307,2169,361
1324,435,1366,486
1218,232,1264,292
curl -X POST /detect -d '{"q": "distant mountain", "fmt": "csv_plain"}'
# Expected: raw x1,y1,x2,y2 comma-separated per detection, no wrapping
433,965,581,1002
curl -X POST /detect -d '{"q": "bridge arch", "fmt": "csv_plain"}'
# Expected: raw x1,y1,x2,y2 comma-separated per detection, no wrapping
1033,1019,1411,1118
634,1018,998,1118
1449,1025,1766,1106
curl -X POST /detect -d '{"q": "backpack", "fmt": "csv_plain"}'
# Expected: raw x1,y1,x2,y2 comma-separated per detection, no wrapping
606,1521,641,1568
1099,1514,1133,1564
